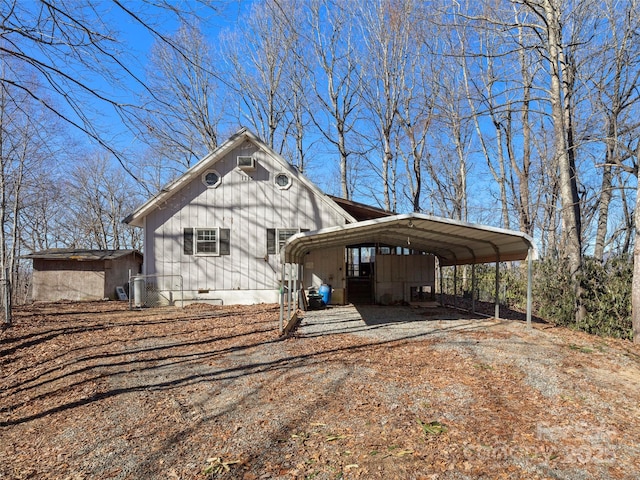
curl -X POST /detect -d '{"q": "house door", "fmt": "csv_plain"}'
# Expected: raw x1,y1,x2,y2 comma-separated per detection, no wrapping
346,246,375,304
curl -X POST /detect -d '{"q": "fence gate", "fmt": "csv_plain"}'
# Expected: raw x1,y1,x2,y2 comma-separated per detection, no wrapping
128,274,184,309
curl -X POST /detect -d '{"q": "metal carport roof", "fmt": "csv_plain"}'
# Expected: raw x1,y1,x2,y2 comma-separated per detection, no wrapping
282,213,536,266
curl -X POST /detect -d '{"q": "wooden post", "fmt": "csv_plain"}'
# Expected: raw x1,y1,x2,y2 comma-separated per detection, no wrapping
279,261,285,334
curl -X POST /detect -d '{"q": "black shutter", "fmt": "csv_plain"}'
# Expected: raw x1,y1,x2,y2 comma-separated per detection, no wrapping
267,228,276,254
184,228,194,255
219,228,231,255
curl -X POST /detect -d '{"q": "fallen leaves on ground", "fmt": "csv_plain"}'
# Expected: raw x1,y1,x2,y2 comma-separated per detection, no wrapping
1,300,640,479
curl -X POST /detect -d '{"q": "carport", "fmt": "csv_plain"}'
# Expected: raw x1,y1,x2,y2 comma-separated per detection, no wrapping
278,213,536,333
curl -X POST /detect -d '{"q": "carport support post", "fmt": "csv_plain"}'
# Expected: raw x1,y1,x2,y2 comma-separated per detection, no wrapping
471,263,476,314
291,263,300,312
526,247,533,327
453,264,458,309
439,261,444,307
287,263,292,322
494,259,500,320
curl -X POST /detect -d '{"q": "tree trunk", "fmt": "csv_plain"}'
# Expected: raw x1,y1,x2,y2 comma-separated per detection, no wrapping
382,136,391,211
594,163,613,262
632,143,640,343
543,0,585,323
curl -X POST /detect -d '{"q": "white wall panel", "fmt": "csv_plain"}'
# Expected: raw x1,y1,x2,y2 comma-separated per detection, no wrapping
144,140,350,302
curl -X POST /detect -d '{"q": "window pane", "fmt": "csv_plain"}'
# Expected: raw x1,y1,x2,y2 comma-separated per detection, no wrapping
204,172,219,186
277,229,298,251
196,229,217,254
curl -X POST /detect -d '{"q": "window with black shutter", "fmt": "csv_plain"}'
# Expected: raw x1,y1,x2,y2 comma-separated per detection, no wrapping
267,228,305,254
184,227,230,256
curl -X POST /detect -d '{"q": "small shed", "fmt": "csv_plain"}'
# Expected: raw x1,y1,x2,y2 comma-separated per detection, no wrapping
24,249,143,302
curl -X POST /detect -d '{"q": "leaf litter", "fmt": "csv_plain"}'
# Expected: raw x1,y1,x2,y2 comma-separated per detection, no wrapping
1,300,640,479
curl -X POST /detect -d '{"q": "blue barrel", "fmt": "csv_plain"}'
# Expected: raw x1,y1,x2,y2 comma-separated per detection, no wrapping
319,284,332,305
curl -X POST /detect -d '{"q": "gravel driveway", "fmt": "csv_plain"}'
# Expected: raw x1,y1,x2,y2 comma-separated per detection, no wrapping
299,304,501,340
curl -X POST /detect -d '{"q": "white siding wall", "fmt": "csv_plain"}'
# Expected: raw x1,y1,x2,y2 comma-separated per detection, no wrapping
145,141,348,304
304,246,346,304
375,254,435,303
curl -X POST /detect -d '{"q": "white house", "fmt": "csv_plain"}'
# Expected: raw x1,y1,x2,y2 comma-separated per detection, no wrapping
125,128,430,305
125,128,534,311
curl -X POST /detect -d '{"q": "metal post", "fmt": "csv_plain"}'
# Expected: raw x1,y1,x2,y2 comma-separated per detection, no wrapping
471,263,476,314
494,260,500,320
279,261,285,334
453,264,458,309
527,248,533,327
439,260,444,306
287,263,292,322
299,263,304,310
294,264,299,312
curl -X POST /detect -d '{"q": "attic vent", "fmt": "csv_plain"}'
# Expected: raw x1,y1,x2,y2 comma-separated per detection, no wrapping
237,155,256,171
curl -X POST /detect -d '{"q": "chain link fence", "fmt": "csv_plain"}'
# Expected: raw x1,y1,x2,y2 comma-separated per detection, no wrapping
128,274,184,309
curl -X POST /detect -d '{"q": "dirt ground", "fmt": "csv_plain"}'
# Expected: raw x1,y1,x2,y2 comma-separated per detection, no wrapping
1,301,640,480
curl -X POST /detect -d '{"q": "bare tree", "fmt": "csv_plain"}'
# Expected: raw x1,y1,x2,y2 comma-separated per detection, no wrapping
132,22,222,188
505,0,590,322
456,4,542,234
430,34,473,222
590,0,640,261
0,60,70,307
306,0,363,199
0,1,225,180
220,0,299,151
63,154,143,250
397,46,439,213
632,142,640,343
20,173,67,251
357,0,417,211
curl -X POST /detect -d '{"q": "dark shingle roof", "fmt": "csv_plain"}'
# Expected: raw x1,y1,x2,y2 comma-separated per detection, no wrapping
327,195,394,221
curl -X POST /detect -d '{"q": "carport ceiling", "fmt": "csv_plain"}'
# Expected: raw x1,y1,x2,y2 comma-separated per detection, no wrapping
283,213,536,266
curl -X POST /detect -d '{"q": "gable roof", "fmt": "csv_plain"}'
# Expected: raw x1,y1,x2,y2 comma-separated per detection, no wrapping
23,249,142,262
124,128,357,227
283,213,536,266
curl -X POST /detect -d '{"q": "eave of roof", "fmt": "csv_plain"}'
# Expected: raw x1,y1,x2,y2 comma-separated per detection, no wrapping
23,249,142,261
282,213,536,266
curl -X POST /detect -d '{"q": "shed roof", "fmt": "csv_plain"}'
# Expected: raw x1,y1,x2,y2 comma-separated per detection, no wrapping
283,213,536,266
23,249,143,262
